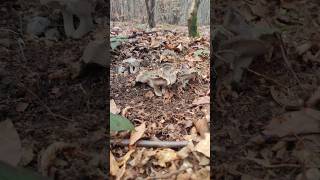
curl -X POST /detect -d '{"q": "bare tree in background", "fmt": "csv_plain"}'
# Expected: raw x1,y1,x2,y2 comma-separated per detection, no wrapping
145,0,156,28
187,0,200,37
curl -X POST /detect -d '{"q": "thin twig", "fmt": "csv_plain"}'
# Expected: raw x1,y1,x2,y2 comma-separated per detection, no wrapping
18,82,73,122
0,28,20,35
246,68,288,90
276,33,304,90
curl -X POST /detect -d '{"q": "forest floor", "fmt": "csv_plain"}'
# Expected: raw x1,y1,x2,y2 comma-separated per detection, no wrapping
110,22,211,179
213,0,320,179
0,0,107,179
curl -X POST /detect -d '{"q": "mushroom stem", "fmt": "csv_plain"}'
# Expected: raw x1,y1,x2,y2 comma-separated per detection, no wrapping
62,10,75,37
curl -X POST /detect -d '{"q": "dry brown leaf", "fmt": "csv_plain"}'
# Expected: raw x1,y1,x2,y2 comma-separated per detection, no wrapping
296,42,312,55
263,108,320,137
38,142,75,176
116,163,126,180
129,122,146,145
177,142,194,159
270,86,303,110
110,99,120,114
177,172,192,180
18,146,34,166
296,168,320,180
121,106,133,117
194,118,209,137
306,86,320,108
192,96,210,105
155,148,178,167
110,152,119,176
195,133,210,157
144,91,154,98
16,102,29,112
0,119,22,166
191,166,210,180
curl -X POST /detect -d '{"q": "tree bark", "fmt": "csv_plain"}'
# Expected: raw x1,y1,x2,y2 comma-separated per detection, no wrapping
187,0,201,37
145,0,156,28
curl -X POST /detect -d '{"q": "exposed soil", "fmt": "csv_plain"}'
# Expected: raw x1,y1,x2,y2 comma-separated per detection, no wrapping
213,0,320,179
0,0,107,179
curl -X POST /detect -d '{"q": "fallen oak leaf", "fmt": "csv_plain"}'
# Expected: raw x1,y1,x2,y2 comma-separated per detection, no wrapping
110,152,119,176
194,118,209,138
192,96,210,105
263,108,320,137
129,122,146,145
0,119,22,166
195,133,210,157
110,99,120,114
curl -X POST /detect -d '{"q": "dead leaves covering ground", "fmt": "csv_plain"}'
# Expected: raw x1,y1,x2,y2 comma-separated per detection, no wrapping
213,0,320,179
110,22,210,179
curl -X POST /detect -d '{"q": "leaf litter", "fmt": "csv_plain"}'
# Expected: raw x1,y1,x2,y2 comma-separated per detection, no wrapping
213,0,320,179
111,22,210,179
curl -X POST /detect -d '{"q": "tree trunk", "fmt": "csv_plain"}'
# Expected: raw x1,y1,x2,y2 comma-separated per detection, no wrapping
145,0,156,28
187,0,200,37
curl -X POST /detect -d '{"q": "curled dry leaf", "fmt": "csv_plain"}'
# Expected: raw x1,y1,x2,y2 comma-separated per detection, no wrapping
0,119,22,166
110,99,120,114
195,133,210,158
110,152,119,176
263,108,320,137
194,118,209,138
129,122,146,145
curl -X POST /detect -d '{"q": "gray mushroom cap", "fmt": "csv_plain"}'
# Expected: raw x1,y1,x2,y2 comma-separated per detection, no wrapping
123,58,142,74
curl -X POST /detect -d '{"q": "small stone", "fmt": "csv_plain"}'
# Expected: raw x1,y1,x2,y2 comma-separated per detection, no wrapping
27,16,50,36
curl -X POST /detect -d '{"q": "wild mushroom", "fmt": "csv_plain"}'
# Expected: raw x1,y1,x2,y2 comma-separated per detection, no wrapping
159,63,177,85
135,70,169,96
123,58,142,74
40,0,94,39
177,67,198,88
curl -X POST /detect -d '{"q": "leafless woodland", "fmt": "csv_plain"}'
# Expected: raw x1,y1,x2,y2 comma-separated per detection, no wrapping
111,0,209,25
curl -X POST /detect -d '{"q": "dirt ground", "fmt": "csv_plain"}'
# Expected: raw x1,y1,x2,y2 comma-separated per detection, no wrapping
110,22,210,179
213,0,320,179
0,0,107,179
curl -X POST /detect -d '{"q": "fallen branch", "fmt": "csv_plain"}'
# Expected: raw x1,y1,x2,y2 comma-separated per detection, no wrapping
111,139,225,152
110,139,189,148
